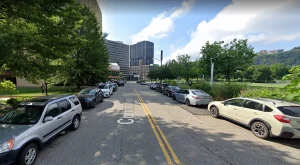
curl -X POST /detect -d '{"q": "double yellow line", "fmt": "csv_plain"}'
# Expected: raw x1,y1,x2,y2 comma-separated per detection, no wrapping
134,89,181,165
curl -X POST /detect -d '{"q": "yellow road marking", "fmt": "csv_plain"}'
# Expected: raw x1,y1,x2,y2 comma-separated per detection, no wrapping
134,89,181,165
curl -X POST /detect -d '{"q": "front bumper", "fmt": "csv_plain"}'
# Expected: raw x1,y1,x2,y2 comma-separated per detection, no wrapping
276,127,300,139
80,101,93,107
0,150,19,165
103,93,110,97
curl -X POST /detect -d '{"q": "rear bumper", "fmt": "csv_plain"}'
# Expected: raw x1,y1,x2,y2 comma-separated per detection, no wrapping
0,150,19,165
191,99,212,106
80,101,93,107
273,126,300,139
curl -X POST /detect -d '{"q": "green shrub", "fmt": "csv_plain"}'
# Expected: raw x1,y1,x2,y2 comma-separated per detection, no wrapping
6,98,19,107
6,96,33,107
211,83,245,101
178,84,189,89
191,81,212,94
0,80,17,97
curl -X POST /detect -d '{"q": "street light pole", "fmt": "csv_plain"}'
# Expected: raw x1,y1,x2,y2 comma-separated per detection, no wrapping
160,50,163,84
210,58,214,86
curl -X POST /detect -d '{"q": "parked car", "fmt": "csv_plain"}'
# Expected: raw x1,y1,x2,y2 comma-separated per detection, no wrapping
140,81,146,85
156,83,170,93
162,86,181,97
98,84,113,98
173,89,212,106
208,97,300,139
0,95,82,165
77,87,103,108
112,83,118,92
150,83,159,90
118,80,125,87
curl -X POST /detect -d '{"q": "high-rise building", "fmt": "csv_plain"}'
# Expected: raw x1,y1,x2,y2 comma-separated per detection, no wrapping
259,50,268,55
130,41,154,66
77,0,102,32
104,39,130,74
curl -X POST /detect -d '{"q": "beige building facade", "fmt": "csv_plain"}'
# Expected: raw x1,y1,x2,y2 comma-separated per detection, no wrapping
77,0,102,32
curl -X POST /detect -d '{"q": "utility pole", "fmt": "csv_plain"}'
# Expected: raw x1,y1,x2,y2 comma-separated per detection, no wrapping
210,58,214,86
160,50,163,84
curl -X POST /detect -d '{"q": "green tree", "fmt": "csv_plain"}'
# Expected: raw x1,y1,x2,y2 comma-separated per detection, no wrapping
200,39,256,81
0,80,17,97
270,64,290,80
50,5,109,89
252,65,272,83
283,66,300,101
176,54,193,82
0,0,84,82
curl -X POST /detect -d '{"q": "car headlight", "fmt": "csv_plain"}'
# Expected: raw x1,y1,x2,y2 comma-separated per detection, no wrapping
0,139,14,153
86,98,94,101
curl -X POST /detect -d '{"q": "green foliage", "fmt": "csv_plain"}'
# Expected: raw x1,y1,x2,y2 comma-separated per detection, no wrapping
6,98,18,107
254,46,300,66
211,83,245,101
282,65,300,101
200,39,256,81
241,88,285,99
191,81,212,94
0,80,17,97
178,84,189,89
173,54,193,81
49,5,109,89
6,96,33,107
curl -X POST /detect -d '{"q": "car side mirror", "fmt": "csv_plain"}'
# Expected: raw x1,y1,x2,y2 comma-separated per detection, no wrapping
44,116,53,123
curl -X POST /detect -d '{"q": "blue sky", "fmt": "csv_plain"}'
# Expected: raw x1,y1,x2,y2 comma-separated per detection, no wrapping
98,0,300,64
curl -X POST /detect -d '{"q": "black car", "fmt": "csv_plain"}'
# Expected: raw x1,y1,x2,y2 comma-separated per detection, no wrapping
77,87,103,108
112,83,118,92
118,80,125,86
156,83,170,93
162,86,181,97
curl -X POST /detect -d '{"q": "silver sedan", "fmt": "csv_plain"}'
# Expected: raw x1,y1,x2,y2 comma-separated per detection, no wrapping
173,89,213,106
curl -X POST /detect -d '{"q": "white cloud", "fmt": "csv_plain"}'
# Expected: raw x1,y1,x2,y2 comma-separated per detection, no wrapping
130,0,194,44
170,0,300,60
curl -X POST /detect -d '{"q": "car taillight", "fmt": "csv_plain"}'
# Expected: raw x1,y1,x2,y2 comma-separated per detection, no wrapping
274,115,291,123
192,96,202,100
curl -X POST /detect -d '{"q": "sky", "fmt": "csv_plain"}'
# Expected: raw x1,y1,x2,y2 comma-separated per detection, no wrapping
98,0,300,64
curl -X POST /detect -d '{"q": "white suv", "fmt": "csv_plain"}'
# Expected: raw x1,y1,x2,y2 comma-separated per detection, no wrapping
208,97,300,139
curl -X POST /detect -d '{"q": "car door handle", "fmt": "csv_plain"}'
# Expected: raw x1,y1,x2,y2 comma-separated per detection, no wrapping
71,110,74,112
57,117,62,119
233,108,237,110
254,112,259,115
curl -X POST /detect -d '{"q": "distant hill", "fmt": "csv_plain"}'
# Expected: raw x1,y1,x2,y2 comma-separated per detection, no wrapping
253,46,300,66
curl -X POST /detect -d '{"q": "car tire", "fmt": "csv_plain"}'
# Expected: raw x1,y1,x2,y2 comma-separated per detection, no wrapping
18,143,38,165
210,106,220,118
71,116,80,131
185,99,191,106
91,100,96,108
100,96,103,102
172,95,176,100
251,121,269,139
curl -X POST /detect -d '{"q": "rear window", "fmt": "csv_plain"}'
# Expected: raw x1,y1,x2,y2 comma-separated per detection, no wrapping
277,106,300,117
192,90,209,96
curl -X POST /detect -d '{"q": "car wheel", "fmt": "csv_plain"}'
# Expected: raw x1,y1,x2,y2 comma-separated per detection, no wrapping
91,100,96,108
71,116,80,130
18,143,38,165
251,121,269,139
172,95,176,100
100,96,103,102
210,106,220,118
185,99,191,106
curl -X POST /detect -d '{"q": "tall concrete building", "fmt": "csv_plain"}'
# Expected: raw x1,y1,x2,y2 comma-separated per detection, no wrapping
77,0,102,32
104,39,130,74
130,41,154,66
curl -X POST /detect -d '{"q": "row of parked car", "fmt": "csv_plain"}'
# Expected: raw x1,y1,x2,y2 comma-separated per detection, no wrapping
146,82,300,140
0,81,125,165
148,82,213,106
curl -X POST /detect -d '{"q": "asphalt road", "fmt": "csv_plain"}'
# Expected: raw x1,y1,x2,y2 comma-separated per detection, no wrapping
36,82,300,165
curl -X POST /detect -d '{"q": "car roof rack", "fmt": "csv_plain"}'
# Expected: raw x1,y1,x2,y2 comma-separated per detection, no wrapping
255,98,276,105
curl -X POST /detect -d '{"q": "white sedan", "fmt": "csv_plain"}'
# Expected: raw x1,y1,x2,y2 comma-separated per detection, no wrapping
98,84,113,98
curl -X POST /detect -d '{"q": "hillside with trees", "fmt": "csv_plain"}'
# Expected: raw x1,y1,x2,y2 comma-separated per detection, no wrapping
253,46,300,66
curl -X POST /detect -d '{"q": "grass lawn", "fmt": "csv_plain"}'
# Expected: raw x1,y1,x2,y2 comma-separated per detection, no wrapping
246,83,287,88
0,86,82,97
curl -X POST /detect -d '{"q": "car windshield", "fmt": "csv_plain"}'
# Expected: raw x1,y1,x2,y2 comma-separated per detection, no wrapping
79,89,96,95
0,105,45,125
277,106,300,117
99,85,109,89
112,84,116,87
172,87,180,91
